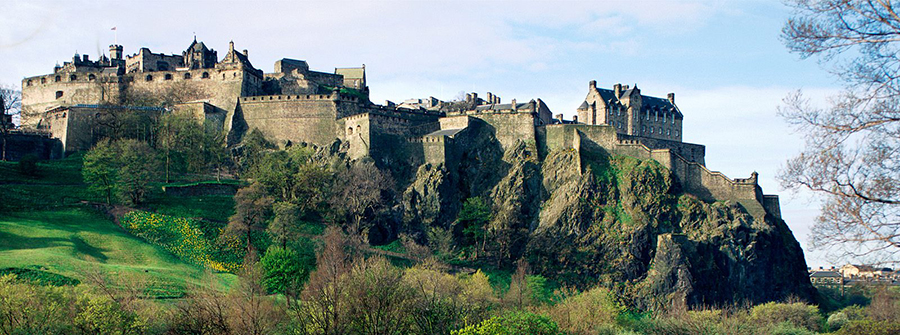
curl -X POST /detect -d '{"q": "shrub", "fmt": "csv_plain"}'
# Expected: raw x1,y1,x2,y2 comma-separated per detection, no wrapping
17,154,38,176
260,246,312,294
835,320,900,335
748,302,822,332
546,286,623,334
452,311,563,335
826,305,865,331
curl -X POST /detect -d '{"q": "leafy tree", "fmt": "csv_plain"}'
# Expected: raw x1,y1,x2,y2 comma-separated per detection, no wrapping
223,182,274,255
83,139,159,205
260,246,312,295
459,197,491,259
781,0,900,263
83,140,119,204
115,139,161,205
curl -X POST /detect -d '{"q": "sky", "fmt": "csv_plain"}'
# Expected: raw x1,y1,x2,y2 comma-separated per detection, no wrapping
0,0,846,267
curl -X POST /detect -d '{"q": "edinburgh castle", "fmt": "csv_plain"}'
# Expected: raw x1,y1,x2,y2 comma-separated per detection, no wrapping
19,39,782,222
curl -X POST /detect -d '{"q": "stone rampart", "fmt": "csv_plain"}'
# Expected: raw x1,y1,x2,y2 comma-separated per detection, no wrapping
238,95,341,147
543,124,780,219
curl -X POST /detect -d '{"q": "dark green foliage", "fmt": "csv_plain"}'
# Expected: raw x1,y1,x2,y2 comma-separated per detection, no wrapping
82,139,161,205
459,197,491,258
17,154,38,176
0,267,79,286
452,311,562,335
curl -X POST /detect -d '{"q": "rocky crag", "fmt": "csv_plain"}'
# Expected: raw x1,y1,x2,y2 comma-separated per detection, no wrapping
391,122,814,310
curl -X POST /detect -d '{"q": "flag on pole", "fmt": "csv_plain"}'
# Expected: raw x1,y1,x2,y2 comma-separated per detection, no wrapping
111,27,116,31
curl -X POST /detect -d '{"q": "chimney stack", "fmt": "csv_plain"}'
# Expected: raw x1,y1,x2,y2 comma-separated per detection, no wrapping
511,99,517,111
487,92,494,104
555,114,564,122
667,93,675,104
589,80,597,90
243,49,248,57
614,83,622,97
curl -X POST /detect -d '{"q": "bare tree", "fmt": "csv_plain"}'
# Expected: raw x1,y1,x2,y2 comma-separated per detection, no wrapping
1,84,21,161
329,162,395,236
781,0,900,265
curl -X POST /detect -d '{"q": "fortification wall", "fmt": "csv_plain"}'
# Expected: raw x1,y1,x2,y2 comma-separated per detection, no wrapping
1,133,62,161
543,124,778,218
21,75,120,127
238,94,341,147
469,112,538,151
617,134,705,164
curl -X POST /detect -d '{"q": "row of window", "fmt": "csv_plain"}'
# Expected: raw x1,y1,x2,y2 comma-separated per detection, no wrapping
26,73,99,86
145,71,211,81
607,109,677,124
641,125,679,137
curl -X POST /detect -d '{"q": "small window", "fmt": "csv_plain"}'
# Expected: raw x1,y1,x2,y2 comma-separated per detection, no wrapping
41,78,46,84
55,91,63,99
666,129,671,136
184,73,192,79
26,80,32,86
655,112,658,121
356,125,361,133
62,112,66,117
146,75,153,81
54,76,61,82
675,130,679,137
202,72,209,79
88,74,96,81
348,127,353,135
165,73,173,80
95,113,101,118
69,74,77,81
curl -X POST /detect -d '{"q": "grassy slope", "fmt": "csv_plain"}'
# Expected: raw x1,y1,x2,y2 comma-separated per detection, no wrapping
0,156,235,295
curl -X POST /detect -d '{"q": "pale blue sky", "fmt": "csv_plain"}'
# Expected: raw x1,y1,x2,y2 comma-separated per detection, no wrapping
0,0,842,267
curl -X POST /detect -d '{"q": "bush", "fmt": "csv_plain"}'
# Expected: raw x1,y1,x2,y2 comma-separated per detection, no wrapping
260,246,313,294
546,286,623,334
452,311,563,335
835,320,900,335
17,154,38,176
827,305,865,330
748,302,822,332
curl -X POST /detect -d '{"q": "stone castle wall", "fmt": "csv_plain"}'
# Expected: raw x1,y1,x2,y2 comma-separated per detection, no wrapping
543,124,779,219
238,94,343,148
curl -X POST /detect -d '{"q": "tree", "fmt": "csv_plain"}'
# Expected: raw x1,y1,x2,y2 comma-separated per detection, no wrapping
115,139,161,205
329,162,395,236
83,140,119,204
297,227,354,334
1,84,21,161
224,182,274,255
459,197,491,260
781,0,900,264
259,246,311,295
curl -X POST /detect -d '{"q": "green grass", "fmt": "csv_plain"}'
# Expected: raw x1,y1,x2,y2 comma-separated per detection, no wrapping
0,157,237,297
0,208,235,297
0,266,80,286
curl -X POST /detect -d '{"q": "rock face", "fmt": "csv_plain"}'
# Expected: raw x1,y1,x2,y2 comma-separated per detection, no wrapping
392,135,816,308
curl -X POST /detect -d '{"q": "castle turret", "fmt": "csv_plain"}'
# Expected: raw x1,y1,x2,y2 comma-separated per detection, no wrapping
110,44,123,60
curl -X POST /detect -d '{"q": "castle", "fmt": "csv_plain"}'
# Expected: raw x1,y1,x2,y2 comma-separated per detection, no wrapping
19,39,782,220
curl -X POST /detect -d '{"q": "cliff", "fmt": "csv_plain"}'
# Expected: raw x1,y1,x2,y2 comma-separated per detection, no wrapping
396,122,815,308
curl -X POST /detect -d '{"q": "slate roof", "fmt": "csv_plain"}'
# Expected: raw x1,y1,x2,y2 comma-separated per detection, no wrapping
585,88,683,118
474,102,532,111
810,271,842,278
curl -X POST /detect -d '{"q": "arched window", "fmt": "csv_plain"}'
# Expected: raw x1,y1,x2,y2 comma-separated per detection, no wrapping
146,74,153,81
201,72,209,79
41,78,46,84
69,74,77,81
55,91,63,99
356,125,361,133
184,73,192,79
165,73,173,80
666,129,671,136
88,74,96,81
348,127,353,135
54,76,61,82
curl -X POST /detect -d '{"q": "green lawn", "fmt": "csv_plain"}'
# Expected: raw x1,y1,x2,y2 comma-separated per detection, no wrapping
0,157,236,296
